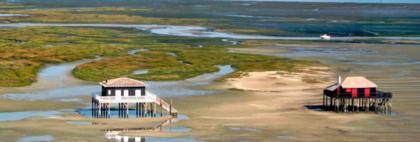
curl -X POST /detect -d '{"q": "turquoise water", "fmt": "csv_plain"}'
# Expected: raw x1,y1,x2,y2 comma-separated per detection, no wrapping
228,0,420,4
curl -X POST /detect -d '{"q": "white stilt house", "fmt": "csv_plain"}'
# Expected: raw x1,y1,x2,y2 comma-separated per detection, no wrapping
92,77,177,118
97,77,154,103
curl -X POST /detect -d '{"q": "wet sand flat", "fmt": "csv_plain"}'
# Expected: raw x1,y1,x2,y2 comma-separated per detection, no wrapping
227,42,420,141
171,65,417,141
1,42,418,141
0,1,419,141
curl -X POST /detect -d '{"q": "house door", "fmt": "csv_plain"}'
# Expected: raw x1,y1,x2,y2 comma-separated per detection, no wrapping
115,90,121,100
123,89,129,97
135,90,141,97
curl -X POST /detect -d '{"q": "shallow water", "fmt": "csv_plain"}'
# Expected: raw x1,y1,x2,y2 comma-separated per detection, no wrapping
229,127,261,132
271,44,420,67
66,120,91,125
146,65,235,97
0,85,97,101
0,13,28,17
0,63,234,101
166,52,177,57
0,111,61,121
0,59,96,95
146,137,199,142
0,59,95,100
3,0,419,4
276,133,295,140
106,135,199,142
172,114,189,122
163,126,192,133
0,61,233,125
222,39,239,45
18,135,54,142
127,48,148,55
0,1,418,141
0,23,419,41
225,0,420,4
132,69,149,75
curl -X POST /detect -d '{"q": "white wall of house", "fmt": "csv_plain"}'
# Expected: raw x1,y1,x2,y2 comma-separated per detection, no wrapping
123,89,129,97
115,90,121,100
135,90,141,97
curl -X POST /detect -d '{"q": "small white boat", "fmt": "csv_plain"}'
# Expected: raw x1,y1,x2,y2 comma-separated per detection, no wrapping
320,34,331,40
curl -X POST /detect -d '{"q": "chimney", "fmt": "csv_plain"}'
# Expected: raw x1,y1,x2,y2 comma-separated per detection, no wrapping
337,75,342,85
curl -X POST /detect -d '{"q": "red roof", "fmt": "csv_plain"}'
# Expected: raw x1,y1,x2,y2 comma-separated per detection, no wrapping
100,77,145,87
341,76,377,89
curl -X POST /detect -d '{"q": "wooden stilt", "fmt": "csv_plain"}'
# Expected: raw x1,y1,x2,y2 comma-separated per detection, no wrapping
153,103,155,117
160,103,163,117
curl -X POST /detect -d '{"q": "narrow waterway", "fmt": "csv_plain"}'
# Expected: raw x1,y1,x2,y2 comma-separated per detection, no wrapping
0,55,234,120
0,60,233,140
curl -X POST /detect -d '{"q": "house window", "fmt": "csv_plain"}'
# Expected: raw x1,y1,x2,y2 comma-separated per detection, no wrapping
124,90,129,97
107,90,111,95
135,90,141,96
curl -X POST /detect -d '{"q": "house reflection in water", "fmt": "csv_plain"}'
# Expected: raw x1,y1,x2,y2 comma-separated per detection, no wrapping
103,116,176,142
105,131,145,142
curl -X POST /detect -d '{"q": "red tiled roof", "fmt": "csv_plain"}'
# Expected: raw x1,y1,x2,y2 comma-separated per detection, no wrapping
341,76,377,89
100,77,145,87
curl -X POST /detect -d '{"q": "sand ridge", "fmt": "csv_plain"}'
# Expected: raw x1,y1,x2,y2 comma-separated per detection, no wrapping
225,66,333,93
172,65,385,141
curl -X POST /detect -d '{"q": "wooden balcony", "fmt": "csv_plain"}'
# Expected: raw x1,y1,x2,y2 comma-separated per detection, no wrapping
324,89,392,99
93,93,156,103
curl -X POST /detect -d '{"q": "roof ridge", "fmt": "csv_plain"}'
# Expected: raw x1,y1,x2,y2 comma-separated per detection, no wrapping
341,76,377,89
100,77,145,87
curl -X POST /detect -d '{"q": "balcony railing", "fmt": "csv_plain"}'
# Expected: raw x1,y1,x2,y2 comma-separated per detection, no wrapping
93,92,157,103
324,89,392,98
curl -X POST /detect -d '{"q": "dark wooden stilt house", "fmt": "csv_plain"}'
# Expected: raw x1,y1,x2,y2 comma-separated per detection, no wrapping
323,76,392,113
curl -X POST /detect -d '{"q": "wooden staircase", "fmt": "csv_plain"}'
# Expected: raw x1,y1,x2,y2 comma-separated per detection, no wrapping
155,96,177,116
